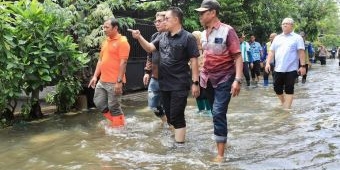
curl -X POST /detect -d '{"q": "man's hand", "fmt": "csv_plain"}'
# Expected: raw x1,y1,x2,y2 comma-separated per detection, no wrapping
265,63,271,73
191,84,200,98
127,29,141,40
230,81,241,97
88,77,97,89
145,61,152,70
298,67,306,76
114,83,123,95
143,74,150,86
250,63,254,69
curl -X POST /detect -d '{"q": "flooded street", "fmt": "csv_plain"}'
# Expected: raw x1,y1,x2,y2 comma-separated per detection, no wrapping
1,59,340,170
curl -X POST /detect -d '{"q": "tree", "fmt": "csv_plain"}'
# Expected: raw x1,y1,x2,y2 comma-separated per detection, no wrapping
5,0,89,118
0,2,22,126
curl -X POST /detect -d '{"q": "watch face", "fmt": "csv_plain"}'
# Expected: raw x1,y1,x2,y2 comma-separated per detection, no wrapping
193,81,199,85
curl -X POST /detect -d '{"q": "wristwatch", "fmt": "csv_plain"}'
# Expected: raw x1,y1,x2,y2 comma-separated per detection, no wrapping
300,64,306,68
234,77,242,84
192,80,199,86
117,78,122,83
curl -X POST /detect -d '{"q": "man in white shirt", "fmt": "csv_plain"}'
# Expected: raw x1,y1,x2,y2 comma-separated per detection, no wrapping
265,18,306,109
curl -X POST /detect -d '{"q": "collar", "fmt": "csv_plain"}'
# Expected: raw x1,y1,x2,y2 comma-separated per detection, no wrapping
107,33,121,41
167,29,183,38
283,31,294,36
211,20,222,30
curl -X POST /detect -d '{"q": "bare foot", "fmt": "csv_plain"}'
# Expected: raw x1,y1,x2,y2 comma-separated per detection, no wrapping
211,155,224,163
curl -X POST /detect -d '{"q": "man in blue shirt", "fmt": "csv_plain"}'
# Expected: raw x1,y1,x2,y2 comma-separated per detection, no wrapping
249,35,262,84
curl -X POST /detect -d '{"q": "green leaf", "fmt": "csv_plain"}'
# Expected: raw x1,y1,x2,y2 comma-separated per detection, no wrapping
38,68,49,75
34,58,40,64
4,35,13,41
6,63,15,69
18,40,26,45
43,48,54,54
41,75,52,82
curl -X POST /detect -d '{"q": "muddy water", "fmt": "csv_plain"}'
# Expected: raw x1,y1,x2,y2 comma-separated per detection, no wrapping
0,59,339,170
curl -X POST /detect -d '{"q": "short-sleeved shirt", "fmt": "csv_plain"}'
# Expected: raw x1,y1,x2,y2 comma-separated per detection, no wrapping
200,21,240,88
99,34,130,83
249,41,262,61
270,32,305,72
240,41,250,62
146,32,161,78
152,29,199,91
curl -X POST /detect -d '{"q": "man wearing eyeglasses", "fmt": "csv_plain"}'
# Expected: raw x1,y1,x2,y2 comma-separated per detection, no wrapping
143,11,168,126
128,7,200,145
195,0,243,162
265,18,306,109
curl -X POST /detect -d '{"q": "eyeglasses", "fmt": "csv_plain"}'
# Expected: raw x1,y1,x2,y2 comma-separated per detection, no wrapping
153,19,164,24
164,16,172,21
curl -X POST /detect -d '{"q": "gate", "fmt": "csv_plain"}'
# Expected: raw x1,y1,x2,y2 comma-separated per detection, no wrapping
121,20,156,91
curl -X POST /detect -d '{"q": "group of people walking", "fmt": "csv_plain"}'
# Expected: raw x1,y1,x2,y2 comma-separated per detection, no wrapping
87,0,309,162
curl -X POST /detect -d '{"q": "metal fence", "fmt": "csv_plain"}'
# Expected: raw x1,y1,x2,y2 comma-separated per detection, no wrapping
122,21,156,91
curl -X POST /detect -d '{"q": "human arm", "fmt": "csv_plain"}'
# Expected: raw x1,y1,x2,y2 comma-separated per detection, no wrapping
143,59,152,86
190,57,200,98
127,29,156,53
88,59,101,88
114,39,130,95
298,49,306,76
231,53,242,97
265,50,274,73
114,58,128,95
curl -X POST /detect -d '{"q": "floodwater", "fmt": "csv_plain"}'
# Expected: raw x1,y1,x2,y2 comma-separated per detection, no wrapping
1,59,340,170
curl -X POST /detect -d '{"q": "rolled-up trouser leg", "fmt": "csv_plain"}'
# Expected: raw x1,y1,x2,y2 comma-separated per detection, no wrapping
205,78,233,143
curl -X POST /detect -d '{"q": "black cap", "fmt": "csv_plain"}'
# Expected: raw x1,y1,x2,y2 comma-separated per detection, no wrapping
195,0,220,12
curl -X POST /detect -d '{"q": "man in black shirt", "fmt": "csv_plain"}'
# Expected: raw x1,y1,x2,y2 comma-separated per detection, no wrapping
129,7,200,144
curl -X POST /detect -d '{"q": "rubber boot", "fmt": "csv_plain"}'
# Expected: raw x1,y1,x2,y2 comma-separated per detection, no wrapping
263,79,269,86
204,99,211,111
103,111,114,122
111,114,125,127
196,99,205,111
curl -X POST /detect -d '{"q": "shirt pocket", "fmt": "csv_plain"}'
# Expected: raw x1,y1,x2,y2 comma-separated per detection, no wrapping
172,44,185,60
212,37,226,55
287,43,297,52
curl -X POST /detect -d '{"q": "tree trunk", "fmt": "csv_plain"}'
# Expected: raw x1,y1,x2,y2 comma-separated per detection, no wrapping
29,89,43,119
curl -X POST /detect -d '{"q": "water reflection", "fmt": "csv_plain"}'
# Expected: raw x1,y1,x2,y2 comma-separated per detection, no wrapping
0,60,340,169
